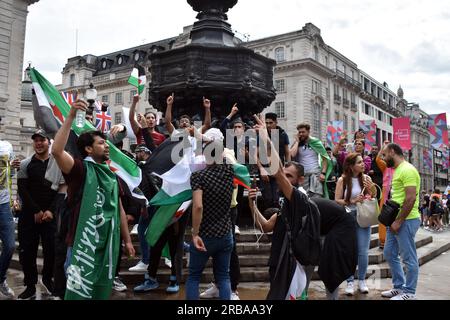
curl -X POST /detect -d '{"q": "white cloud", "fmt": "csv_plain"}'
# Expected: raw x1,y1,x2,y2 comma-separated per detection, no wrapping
24,0,450,120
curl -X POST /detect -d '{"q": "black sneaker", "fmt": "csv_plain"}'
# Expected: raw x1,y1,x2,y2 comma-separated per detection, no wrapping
41,278,54,296
18,286,36,300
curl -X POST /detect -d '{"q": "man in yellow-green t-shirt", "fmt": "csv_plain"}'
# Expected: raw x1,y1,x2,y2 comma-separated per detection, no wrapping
380,143,421,301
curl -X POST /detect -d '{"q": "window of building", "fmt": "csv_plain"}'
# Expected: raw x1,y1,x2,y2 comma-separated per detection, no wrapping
275,101,286,119
115,112,122,125
351,117,356,133
364,103,371,116
326,108,330,123
343,88,348,100
334,83,340,98
335,111,340,121
275,79,285,93
69,74,75,87
275,47,285,63
324,56,328,67
130,89,137,102
313,104,322,136
343,115,348,131
20,118,24,126
351,70,354,80
312,79,321,94
378,110,383,121
334,59,338,70
314,46,319,60
115,92,123,105
350,92,356,104
343,65,346,75
101,95,109,103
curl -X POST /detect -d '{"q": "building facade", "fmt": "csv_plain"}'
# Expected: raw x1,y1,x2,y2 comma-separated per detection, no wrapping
245,23,361,142
0,0,39,154
403,99,434,192
17,21,444,191
358,71,402,145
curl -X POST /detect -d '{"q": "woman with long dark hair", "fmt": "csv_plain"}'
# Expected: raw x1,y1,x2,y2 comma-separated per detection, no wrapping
335,153,375,296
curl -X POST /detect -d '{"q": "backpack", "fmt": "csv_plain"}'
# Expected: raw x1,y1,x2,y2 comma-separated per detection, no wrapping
282,196,321,266
435,201,444,215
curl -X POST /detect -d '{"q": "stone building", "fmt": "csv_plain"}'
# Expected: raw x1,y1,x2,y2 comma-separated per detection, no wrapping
245,23,361,142
0,0,39,154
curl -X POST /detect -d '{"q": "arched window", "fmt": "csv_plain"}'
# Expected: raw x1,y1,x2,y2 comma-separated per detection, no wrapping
314,46,319,60
275,47,285,63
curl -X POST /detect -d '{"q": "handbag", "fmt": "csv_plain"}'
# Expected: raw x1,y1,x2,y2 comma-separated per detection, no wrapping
356,185,381,228
378,199,400,227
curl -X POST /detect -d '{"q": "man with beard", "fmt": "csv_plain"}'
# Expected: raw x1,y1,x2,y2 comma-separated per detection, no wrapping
257,113,290,209
380,143,421,300
164,93,211,138
249,116,357,300
52,99,135,300
290,123,332,198
17,129,59,299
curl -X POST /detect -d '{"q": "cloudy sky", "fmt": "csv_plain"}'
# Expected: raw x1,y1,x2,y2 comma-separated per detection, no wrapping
24,0,450,119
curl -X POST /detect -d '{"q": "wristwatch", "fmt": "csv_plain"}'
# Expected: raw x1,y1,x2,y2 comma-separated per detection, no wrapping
191,228,199,236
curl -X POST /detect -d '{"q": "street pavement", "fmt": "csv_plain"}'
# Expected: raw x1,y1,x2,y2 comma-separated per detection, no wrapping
3,226,450,300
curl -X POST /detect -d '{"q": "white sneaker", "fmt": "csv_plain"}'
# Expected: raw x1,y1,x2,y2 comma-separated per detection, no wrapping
390,293,416,300
345,282,354,296
128,261,149,272
0,280,14,299
381,288,404,298
199,283,219,299
113,277,127,292
164,258,172,268
231,291,240,300
130,224,138,235
235,226,241,235
359,281,369,294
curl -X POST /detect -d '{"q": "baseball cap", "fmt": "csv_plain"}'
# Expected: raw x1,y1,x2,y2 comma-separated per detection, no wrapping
31,129,49,140
135,144,151,154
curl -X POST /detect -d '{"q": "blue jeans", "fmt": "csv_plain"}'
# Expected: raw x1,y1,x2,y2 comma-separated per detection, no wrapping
186,232,233,300
384,218,420,294
0,203,15,283
347,208,371,282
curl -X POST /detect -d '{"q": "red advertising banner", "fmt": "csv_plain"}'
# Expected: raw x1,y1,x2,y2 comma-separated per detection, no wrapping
393,117,411,151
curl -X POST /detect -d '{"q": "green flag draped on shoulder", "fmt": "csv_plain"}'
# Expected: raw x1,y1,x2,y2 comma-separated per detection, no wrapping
65,159,120,300
308,136,332,199
29,68,146,205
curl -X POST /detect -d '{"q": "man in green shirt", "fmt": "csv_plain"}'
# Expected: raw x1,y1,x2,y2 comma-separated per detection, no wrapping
380,143,421,301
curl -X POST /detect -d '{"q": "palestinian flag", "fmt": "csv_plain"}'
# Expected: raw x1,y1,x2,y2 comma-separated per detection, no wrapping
144,138,251,246
29,68,146,204
128,65,146,95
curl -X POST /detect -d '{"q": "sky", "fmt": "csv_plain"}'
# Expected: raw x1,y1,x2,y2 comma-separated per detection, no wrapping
23,0,450,120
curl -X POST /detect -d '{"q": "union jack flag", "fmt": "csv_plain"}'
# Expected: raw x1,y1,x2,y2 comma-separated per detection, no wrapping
61,91,76,105
94,100,112,133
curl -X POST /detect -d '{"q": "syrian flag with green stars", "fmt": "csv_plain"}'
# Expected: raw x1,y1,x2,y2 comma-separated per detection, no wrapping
128,65,146,95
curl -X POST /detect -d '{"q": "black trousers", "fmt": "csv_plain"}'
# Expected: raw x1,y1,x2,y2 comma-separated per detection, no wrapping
18,214,56,287
53,194,68,298
229,207,240,291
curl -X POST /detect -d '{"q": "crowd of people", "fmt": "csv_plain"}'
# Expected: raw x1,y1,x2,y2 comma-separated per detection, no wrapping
0,93,445,301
